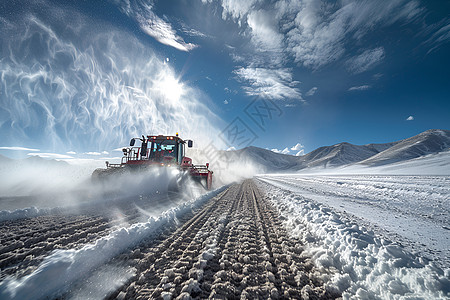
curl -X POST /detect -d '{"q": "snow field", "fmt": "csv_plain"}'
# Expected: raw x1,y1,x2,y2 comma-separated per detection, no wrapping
258,175,450,269
256,178,450,299
0,185,228,299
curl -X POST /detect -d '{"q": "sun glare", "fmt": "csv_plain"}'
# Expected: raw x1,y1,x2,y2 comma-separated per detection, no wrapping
158,75,184,103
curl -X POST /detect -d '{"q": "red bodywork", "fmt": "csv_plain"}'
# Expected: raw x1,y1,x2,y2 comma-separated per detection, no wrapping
106,134,213,190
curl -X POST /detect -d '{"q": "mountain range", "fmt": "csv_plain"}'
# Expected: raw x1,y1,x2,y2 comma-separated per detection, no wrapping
224,129,450,173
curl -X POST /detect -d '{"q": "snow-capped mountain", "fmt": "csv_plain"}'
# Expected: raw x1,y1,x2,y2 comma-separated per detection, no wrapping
358,129,450,166
296,141,396,169
227,129,450,172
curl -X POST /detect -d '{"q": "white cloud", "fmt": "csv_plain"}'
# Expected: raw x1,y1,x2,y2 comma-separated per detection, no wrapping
281,148,290,154
234,67,302,100
221,0,259,23
295,149,304,156
85,152,101,156
0,146,40,151
291,143,304,151
290,143,304,156
66,151,77,155
271,147,290,155
226,146,236,151
347,47,385,74
224,99,229,105
348,85,371,91
406,115,414,121
114,0,197,51
28,152,74,159
247,9,284,53
305,87,317,97
101,151,109,155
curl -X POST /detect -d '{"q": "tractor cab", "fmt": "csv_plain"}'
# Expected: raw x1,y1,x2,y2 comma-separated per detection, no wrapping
124,134,193,166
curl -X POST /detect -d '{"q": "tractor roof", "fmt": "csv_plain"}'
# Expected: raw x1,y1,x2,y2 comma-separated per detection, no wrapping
147,135,185,143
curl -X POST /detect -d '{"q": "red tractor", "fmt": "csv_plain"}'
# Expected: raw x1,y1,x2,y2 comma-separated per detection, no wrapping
93,133,213,190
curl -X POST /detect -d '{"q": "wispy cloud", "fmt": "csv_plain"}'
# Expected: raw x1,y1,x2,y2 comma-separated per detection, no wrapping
0,146,40,151
277,0,423,69
220,0,259,23
348,85,371,91
181,24,209,38
305,87,318,97
204,0,426,104
247,9,284,53
113,0,197,51
347,47,385,74
66,151,77,155
234,67,302,100
425,23,450,54
406,115,414,121
0,4,221,153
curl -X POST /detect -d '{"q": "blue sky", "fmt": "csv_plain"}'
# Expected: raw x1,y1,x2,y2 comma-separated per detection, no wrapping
0,0,449,160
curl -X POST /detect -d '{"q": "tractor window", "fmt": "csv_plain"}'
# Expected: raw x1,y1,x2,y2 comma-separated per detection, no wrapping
161,144,176,158
149,140,178,161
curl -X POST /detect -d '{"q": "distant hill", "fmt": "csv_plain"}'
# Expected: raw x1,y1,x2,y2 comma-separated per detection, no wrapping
24,155,70,168
0,154,12,163
224,129,450,172
297,141,396,169
232,146,300,171
359,129,450,166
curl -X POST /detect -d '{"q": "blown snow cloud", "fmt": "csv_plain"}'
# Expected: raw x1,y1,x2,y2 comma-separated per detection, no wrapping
0,3,221,153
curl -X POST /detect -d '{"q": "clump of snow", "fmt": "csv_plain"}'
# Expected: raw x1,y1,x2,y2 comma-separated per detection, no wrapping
0,185,229,299
257,178,450,299
0,207,62,222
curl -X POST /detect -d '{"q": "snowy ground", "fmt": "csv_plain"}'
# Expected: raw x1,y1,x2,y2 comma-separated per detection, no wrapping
1,171,449,299
256,174,450,299
0,180,339,299
0,185,227,299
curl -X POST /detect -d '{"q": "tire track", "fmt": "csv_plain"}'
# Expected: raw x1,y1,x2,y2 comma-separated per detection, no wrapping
0,194,182,280
110,180,340,299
